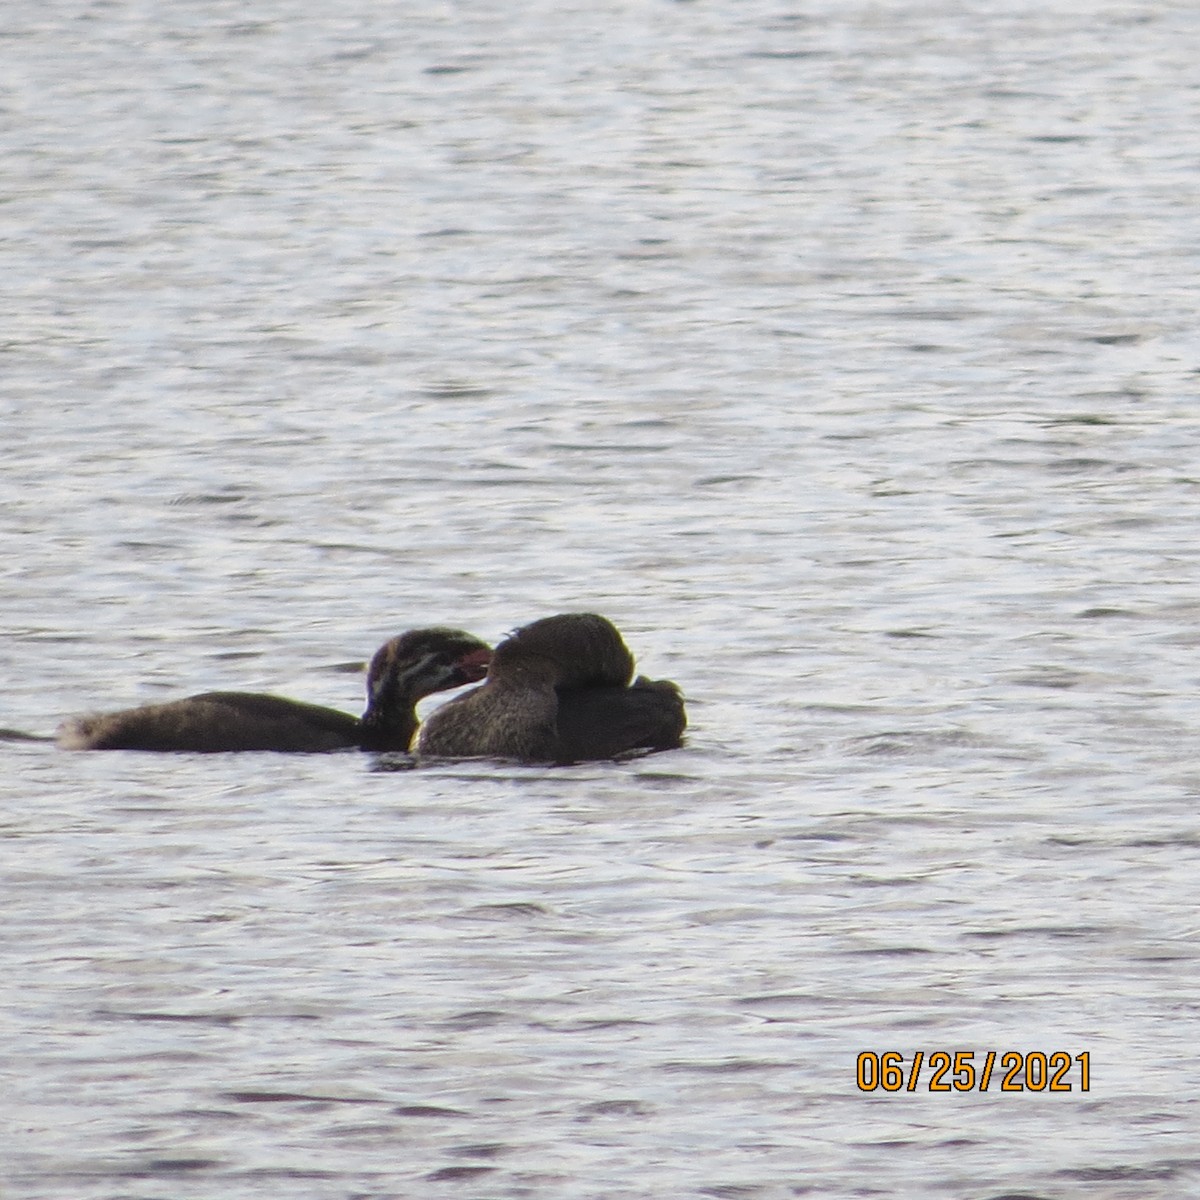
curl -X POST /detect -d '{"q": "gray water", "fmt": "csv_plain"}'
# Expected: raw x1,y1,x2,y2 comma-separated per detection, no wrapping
4,1,1200,1196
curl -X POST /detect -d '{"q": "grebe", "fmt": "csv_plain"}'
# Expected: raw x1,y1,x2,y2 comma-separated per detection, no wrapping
417,613,685,762
59,627,491,752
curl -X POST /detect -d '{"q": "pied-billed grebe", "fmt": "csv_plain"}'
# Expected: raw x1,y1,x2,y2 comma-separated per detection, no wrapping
417,613,685,762
58,627,492,753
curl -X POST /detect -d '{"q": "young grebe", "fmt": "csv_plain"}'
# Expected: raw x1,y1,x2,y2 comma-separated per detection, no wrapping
59,627,491,753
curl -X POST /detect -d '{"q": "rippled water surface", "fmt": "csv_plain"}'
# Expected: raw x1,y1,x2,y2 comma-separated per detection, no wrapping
4,1,1200,1196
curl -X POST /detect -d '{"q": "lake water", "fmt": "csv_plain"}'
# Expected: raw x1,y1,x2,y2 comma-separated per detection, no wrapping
3,1,1200,1196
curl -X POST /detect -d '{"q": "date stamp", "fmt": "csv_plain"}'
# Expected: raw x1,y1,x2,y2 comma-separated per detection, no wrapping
856,1050,1090,1093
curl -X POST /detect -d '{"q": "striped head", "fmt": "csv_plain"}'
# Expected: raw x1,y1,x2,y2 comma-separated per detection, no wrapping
365,628,492,714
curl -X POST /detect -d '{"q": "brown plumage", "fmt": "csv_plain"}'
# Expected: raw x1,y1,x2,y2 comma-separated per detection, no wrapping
58,628,492,753
417,613,685,763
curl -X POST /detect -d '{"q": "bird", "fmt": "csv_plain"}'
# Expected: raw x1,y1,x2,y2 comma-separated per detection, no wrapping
57,627,492,753
416,613,685,763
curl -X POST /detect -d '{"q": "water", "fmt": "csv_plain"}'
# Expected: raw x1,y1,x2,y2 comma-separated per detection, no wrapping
3,0,1200,1195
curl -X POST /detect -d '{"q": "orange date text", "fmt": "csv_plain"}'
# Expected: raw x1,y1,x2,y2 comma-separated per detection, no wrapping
855,1050,1090,1093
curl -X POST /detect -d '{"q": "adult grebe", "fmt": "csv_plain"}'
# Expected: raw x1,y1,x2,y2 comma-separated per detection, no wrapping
417,613,685,762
